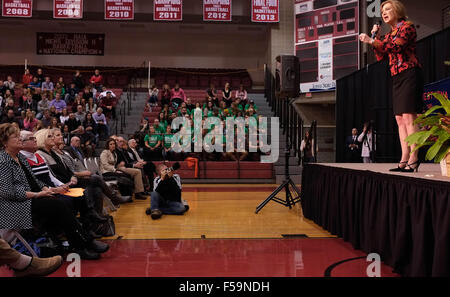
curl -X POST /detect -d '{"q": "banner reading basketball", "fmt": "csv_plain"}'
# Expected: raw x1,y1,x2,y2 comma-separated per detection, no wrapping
203,0,231,22
251,0,279,23
53,0,83,19
154,0,182,21
105,0,134,20
2,0,32,17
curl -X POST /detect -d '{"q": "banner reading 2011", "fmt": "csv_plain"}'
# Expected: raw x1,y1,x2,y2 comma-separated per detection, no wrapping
2,0,32,17
105,0,134,20
154,0,182,21
251,0,279,23
203,0,231,22
53,0,83,19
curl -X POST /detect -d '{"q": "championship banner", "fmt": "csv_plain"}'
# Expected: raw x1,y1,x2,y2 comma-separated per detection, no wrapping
251,0,279,23
2,0,32,18
203,0,231,22
105,0,134,20
36,33,104,56
53,0,83,19
153,0,182,21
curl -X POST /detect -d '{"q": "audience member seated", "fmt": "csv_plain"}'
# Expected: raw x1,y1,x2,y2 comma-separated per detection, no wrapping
144,125,162,161
71,95,85,113
83,112,98,144
82,87,94,102
23,110,39,132
162,125,175,161
99,91,116,119
92,108,109,140
160,84,171,107
3,75,15,96
65,82,79,104
206,83,219,107
127,138,157,190
75,105,86,125
148,85,159,106
36,95,50,120
90,69,104,94
72,70,85,90
222,82,233,107
59,108,70,125
35,68,45,84
40,110,52,129
66,113,83,135
21,93,38,117
22,69,33,86
41,76,54,93
1,109,23,129
27,77,41,92
99,138,146,200
49,93,66,116
0,123,109,260
170,83,186,108
85,97,97,114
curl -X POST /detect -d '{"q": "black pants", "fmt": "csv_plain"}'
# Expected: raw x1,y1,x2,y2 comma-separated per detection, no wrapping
31,197,91,250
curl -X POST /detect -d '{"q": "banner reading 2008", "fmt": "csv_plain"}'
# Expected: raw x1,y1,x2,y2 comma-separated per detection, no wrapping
251,0,279,23
2,0,32,17
154,0,182,21
105,0,134,20
203,0,231,22
53,0,83,19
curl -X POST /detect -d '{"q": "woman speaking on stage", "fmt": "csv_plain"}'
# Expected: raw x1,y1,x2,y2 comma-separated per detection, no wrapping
359,0,423,172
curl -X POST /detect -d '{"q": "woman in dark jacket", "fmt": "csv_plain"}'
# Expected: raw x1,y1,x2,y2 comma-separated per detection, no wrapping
0,123,108,260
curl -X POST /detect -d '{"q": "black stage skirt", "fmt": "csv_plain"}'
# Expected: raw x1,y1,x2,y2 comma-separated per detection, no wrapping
392,67,424,115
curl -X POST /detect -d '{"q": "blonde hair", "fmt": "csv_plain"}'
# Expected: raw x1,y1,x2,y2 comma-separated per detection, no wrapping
34,128,52,149
381,0,407,21
0,123,20,149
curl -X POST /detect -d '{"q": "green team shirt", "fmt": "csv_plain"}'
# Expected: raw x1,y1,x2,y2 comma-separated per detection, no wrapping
163,133,174,149
144,134,162,148
245,104,257,112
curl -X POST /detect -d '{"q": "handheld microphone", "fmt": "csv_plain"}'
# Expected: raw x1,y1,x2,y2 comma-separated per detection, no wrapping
371,21,382,39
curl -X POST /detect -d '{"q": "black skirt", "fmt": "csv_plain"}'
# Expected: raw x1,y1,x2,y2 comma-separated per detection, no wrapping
392,67,424,115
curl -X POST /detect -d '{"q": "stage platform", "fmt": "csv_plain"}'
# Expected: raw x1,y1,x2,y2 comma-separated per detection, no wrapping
300,163,450,277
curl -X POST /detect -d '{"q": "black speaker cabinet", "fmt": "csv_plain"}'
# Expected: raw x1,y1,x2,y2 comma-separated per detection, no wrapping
275,55,300,98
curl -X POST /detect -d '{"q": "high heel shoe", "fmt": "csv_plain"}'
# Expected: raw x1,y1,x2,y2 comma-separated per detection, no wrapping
389,161,408,172
401,160,421,173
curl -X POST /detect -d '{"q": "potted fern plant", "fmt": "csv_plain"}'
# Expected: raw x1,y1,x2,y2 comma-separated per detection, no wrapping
405,92,450,176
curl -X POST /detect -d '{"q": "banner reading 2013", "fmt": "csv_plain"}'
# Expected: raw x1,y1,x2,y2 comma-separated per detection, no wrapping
154,0,182,21
251,0,279,23
105,0,134,20
2,0,32,17
203,0,231,22
53,0,83,19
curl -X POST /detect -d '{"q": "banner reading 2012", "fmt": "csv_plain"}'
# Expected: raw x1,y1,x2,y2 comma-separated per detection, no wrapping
251,0,279,23
105,0,134,20
154,0,182,21
2,0,32,17
53,0,83,19
203,0,231,22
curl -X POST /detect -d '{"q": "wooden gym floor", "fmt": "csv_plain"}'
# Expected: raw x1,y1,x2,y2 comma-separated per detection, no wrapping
106,184,334,240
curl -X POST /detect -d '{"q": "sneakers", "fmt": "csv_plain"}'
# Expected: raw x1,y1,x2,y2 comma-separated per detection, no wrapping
183,200,189,212
14,255,63,277
151,209,162,220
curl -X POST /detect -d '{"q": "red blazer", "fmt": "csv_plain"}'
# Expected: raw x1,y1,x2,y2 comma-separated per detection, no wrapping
372,20,421,77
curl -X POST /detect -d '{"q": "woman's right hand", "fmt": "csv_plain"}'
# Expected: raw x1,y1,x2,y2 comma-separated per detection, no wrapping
371,24,380,37
34,190,54,198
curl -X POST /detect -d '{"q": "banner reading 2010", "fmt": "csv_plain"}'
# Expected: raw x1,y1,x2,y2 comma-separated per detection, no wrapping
203,0,231,22
251,0,279,23
154,0,182,21
105,0,134,20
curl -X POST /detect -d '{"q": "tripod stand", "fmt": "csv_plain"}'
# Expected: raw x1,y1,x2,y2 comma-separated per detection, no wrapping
255,148,301,214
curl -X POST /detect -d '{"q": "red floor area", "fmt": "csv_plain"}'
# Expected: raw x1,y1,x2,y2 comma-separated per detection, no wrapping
0,238,399,277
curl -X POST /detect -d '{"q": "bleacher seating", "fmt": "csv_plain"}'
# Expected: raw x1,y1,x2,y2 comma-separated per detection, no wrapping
152,161,273,180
